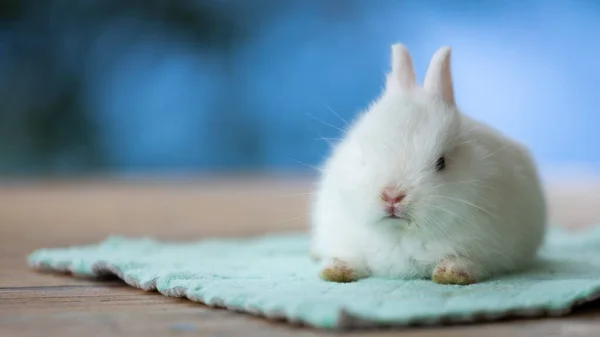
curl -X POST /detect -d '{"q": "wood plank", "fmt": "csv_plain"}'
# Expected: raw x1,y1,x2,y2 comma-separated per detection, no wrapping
0,177,312,241
1,176,600,337
2,280,600,337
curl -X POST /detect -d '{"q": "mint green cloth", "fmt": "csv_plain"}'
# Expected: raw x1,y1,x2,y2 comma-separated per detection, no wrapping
28,227,600,329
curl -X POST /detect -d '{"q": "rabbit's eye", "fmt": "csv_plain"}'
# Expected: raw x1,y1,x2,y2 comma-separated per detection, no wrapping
436,156,446,172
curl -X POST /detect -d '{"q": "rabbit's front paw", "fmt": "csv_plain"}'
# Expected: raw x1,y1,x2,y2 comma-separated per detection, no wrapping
319,257,368,283
432,258,477,285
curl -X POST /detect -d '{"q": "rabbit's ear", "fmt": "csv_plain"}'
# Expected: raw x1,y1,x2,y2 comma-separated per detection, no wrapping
423,46,455,107
387,43,416,91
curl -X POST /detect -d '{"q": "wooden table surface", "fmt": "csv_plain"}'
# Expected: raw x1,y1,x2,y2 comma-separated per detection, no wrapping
2,175,600,337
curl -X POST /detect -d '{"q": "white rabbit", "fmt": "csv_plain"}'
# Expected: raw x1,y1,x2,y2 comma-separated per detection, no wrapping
309,43,546,285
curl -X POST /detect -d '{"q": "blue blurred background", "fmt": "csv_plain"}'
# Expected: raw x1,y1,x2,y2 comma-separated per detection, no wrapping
0,0,598,177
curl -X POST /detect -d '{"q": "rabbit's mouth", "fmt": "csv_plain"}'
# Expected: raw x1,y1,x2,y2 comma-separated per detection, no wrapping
382,212,410,222
382,205,410,221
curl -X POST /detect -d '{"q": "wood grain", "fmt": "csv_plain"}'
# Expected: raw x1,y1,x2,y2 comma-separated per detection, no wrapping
1,175,600,337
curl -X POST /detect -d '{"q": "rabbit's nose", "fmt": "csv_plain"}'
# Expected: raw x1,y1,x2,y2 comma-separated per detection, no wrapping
380,187,406,205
